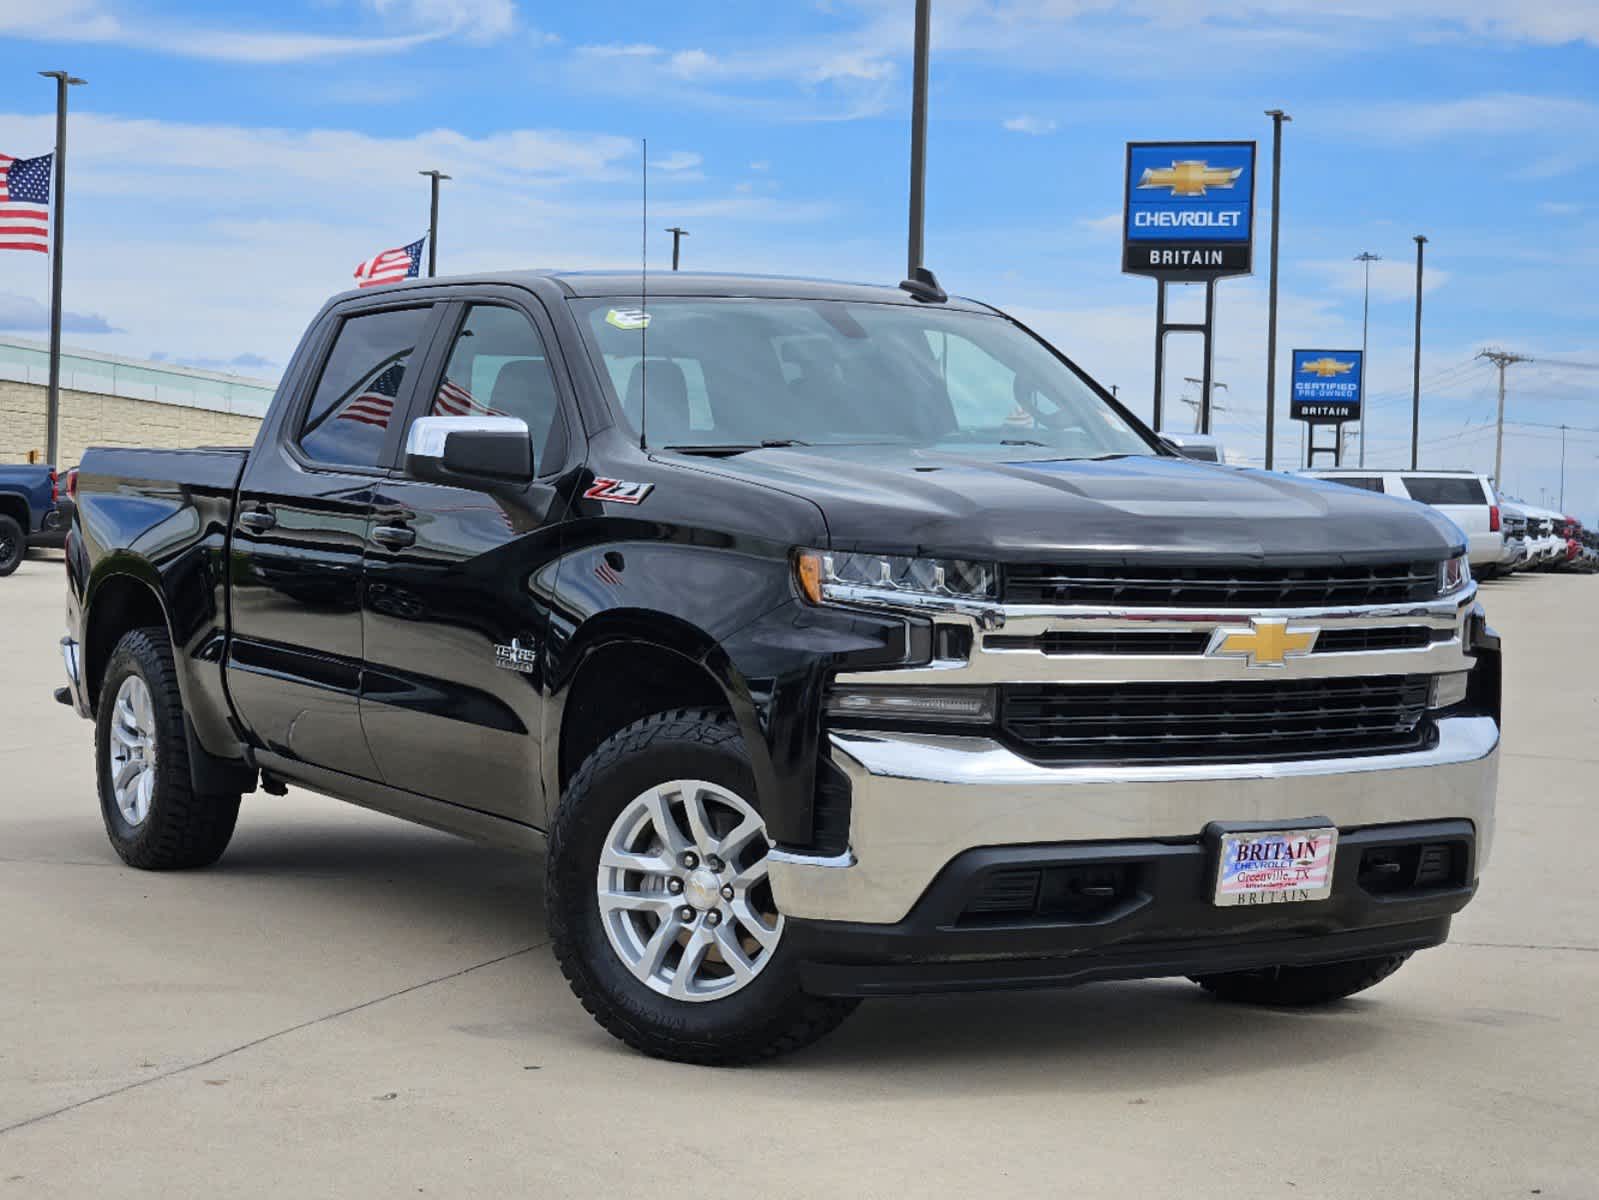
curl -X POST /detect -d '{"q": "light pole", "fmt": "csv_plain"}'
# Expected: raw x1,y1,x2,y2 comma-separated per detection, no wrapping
665,226,689,271
39,70,85,469
1410,235,1427,470
906,0,931,277
1354,250,1381,467
1263,109,1290,470
418,169,450,277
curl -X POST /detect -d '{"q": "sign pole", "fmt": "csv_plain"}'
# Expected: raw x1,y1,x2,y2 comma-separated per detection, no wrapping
1263,110,1289,469
1200,279,1217,434
39,70,85,469
1152,282,1166,431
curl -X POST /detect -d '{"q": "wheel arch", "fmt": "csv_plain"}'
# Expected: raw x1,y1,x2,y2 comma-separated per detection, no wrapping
545,609,773,828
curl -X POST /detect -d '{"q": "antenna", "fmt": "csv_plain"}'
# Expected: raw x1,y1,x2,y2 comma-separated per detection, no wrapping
639,138,648,451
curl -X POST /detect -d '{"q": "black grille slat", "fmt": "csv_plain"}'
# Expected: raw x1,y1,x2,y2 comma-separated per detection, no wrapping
1000,676,1433,764
1005,561,1441,608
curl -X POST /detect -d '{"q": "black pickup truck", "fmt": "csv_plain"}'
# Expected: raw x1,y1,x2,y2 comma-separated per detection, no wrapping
62,270,1501,1063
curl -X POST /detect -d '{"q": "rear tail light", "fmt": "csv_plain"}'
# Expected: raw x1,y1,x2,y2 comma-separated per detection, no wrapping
50,469,58,504
1489,505,1500,533
66,468,78,501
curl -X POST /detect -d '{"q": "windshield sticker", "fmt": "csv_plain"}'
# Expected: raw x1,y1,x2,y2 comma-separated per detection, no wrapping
605,308,651,331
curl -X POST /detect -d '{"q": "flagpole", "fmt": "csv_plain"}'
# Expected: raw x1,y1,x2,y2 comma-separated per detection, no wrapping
418,170,449,278
39,71,84,469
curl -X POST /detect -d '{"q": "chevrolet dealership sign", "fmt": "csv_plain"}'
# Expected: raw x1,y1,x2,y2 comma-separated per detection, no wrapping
1123,141,1257,279
1290,349,1364,422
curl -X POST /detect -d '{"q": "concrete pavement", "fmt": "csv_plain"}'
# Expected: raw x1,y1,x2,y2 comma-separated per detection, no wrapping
2,549,1595,1198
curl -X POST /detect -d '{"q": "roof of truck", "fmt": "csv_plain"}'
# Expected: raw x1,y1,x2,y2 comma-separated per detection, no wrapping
341,270,996,312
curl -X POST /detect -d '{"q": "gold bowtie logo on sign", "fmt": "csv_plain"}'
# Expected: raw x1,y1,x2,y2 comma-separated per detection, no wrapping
1136,160,1243,197
1299,357,1355,378
1206,618,1319,668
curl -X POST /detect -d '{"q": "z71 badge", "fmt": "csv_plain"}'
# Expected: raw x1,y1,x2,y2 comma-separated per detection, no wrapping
494,638,537,674
583,477,653,505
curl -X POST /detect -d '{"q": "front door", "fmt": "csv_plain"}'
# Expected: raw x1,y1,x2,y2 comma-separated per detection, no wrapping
359,298,577,824
228,302,437,779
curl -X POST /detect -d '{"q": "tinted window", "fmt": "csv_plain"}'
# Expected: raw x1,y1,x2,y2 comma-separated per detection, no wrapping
571,298,1153,460
1177,445,1220,462
1325,476,1384,493
299,307,431,467
1402,476,1487,505
433,306,567,471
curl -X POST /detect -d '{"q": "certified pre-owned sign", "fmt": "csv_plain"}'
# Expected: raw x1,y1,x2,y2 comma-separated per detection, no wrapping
1123,141,1256,280
1290,349,1364,422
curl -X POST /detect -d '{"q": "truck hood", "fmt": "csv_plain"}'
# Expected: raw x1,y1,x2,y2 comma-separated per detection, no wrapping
678,445,1465,564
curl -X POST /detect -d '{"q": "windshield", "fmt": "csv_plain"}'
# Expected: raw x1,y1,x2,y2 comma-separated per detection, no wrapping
571,297,1158,459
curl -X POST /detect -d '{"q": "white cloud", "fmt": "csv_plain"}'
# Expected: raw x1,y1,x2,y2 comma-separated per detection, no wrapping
575,42,662,57
1538,201,1582,216
1003,115,1058,135
750,160,771,171
653,151,704,173
668,49,718,78
1332,92,1599,142
1077,212,1122,235
0,0,517,62
1300,257,1451,304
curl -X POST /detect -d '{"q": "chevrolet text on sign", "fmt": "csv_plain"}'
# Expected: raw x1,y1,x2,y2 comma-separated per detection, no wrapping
1122,140,1256,279
1290,349,1364,423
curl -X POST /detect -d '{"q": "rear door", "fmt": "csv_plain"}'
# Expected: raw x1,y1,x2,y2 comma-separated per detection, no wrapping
228,299,442,778
358,291,580,823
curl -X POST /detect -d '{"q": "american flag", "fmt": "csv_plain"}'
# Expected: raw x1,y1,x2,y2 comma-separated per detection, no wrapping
353,235,426,288
0,152,52,255
336,360,407,427
430,376,504,418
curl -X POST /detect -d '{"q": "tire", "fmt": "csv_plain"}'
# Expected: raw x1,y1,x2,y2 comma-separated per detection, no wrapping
546,708,857,1065
0,513,23,577
1191,952,1412,1007
95,627,241,869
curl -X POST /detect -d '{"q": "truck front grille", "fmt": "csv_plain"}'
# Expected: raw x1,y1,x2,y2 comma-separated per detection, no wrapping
1003,561,1441,608
999,675,1433,764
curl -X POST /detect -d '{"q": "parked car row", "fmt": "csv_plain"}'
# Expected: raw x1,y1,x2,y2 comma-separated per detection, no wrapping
1300,468,1594,578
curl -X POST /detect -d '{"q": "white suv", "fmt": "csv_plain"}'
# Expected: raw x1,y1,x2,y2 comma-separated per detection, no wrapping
1299,469,1505,575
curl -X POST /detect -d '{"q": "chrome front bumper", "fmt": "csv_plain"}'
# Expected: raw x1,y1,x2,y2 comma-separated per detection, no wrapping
768,715,1499,924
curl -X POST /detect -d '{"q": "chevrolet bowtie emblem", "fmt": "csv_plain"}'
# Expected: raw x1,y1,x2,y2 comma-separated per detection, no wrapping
1299,357,1355,378
1206,618,1319,668
1136,160,1243,197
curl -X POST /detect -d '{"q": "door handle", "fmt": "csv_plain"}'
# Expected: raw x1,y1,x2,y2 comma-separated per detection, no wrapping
370,524,416,549
238,507,276,533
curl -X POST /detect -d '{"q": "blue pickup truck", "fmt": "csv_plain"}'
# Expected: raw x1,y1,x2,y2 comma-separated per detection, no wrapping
0,464,67,576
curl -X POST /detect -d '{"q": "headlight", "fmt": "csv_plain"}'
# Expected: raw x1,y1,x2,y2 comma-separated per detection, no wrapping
795,549,997,608
1438,553,1471,597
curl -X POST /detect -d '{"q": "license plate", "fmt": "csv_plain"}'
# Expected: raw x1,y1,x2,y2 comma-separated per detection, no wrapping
1213,827,1337,906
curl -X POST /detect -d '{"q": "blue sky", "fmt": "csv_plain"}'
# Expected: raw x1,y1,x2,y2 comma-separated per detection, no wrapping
2,0,1598,514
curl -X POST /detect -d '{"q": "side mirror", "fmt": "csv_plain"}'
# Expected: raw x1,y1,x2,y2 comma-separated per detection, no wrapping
404,415,534,487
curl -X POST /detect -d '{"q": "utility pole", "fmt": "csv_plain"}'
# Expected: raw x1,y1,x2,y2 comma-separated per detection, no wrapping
418,169,450,277
1181,377,1228,432
39,70,85,469
1559,424,1568,509
1263,110,1290,470
1410,235,1427,470
1354,250,1381,467
664,226,689,270
1477,347,1531,487
906,0,931,277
